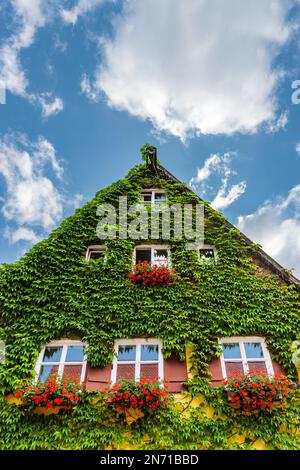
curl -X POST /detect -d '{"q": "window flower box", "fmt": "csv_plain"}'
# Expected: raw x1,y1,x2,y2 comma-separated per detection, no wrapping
222,370,293,413
12,374,84,411
130,261,176,286
105,378,168,423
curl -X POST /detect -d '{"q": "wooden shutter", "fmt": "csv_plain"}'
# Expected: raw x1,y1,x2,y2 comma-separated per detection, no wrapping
208,357,223,387
164,354,188,392
270,352,286,376
85,364,111,392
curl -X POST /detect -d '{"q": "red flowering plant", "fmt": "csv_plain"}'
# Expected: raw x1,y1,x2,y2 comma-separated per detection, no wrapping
12,373,84,410
105,378,168,417
130,261,176,286
222,370,294,413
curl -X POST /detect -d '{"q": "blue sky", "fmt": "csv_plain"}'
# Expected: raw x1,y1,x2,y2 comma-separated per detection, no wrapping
1,0,300,276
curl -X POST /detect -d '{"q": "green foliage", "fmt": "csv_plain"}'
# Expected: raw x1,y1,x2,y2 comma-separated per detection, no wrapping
0,161,299,449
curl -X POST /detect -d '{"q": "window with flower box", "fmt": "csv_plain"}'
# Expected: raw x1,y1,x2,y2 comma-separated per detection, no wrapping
111,339,164,384
35,340,87,383
219,336,274,378
86,245,106,261
134,245,171,266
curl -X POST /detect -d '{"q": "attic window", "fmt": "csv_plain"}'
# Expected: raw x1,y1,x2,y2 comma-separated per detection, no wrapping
199,246,216,261
86,245,106,261
219,337,274,378
141,190,167,205
111,339,163,384
134,245,171,266
35,340,87,384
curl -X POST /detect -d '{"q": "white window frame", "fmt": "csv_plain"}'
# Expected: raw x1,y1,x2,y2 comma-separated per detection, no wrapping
111,338,164,384
140,189,167,205
35,340,87,384
133,244,171,266
198,245,217,262
218,336,274,379
85,245,106,262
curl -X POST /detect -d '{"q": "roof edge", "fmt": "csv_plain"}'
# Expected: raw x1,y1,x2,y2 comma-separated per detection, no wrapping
158,164,300,291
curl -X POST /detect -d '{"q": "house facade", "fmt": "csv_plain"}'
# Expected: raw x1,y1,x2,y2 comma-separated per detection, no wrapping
0,145,299,450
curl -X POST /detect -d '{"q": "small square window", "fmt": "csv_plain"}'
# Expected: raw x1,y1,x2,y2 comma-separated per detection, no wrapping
199,248,215,260
86,246,106,262
141,190,167,205
134,246,170,266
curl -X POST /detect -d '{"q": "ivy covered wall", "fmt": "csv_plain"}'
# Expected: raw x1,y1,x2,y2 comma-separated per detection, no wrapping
0,156,299,449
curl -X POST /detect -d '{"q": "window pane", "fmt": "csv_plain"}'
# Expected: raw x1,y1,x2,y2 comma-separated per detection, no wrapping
42,347,62,363
199,248,215,259
136,249,151,263
154,193,167,203
222,343,241,359
116,364,135,382
248,361,267,373
225,362,244,377
244,342,264,359
141,345,159,361
89,250,104,260
142,193,152,203
66,346,85,362
153,249,169,265
38,365,59,383
140,363,159,380
62,365,83,382
118,345,136,361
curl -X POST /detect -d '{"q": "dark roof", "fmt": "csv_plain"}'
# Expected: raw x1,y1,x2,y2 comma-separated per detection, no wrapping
159,164,300,291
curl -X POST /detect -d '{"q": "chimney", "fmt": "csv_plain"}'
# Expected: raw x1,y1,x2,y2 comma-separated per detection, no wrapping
141,144,158,172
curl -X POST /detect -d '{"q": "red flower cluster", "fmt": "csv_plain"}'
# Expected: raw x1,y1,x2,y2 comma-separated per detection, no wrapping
106,378,168,414
13,374,84,410
130,261,176,286
223,370,293,412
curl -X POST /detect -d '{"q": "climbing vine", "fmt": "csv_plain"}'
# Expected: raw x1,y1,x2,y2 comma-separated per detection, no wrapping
0,146,299,449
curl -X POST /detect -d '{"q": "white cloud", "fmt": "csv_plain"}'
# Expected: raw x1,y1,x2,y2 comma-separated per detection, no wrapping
61,0,110,25
85,0,293,140
212,180,247,211
189,152,247,210
237,186,300,278
296,142,300,156
0,1,63,116
80,74,100,101
4,227,42,245
37,94,64,118
0,134,64,239
267,110,289,133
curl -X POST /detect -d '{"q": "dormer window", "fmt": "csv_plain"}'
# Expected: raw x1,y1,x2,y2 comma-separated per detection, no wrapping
141,190,167,205
199,246,216,261
134,245,171,266
86,245,106,261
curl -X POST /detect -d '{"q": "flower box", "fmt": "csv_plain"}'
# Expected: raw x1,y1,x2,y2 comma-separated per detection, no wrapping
105,378,168,422
130,261,176,286
12,374,84,410
223,370,293,413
